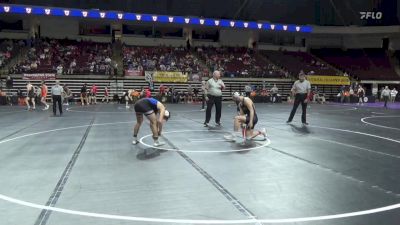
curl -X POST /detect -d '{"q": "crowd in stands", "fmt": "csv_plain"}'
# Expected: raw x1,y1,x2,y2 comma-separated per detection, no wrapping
10,38,115,75
261,50,338,76
0,39,22,69
122,46,204,75
312,48,399,80
197,47,288,78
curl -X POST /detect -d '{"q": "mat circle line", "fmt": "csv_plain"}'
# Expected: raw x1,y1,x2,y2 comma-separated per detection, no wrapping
139,130,271,152
361,116,400,131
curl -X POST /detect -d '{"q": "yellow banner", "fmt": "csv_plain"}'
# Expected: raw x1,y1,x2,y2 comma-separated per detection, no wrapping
152,71,188,83
306,75,350,85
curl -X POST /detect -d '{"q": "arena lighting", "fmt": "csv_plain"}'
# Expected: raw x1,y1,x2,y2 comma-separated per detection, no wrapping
0,4,312,33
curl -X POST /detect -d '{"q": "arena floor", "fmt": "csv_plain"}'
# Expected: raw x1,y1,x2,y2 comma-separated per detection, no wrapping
0,102,399,225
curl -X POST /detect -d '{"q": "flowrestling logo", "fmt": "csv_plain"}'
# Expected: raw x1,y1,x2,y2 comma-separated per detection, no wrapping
360,11,383,20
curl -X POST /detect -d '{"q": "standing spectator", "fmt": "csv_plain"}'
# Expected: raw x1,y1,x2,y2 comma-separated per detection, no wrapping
90,84,98,104
244,83,252,97
357,85,365,105
193,85,199,103
382,86,391,108
68,60,76,74
390,88,398,103
102,86,110,103
270,84,279,103
187,84,193,103
63,84,72,106
204,70,225,127
201,80,206,111
6,75,13,90
287,74,311,125
80,83,88,106
51,80,64,116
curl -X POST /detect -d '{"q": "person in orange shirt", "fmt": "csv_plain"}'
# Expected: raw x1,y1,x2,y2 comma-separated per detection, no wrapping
41,81,49,110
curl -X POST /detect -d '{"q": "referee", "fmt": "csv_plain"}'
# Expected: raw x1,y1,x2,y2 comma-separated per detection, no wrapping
287,74,311,125
204,70,225,127
51,80,64,116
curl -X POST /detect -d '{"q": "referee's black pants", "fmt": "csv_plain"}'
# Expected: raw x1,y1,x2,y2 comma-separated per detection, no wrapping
52,95,63,115
288,93,308,123
205,95,222,124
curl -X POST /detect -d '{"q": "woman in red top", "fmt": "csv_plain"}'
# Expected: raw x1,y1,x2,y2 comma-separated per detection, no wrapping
41,81,49,110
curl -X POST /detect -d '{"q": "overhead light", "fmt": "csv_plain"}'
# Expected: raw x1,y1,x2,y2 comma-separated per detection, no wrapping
270,24,275,30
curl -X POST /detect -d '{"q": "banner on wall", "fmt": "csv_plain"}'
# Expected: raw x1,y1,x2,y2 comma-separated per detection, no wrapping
125,69,143,76
306,75,350,85
23,73,56,80
149,71,188,83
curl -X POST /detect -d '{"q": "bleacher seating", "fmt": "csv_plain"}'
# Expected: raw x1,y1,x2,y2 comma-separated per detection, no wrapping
10,39,113,75
0,39,22,69
197,47,288,78
261,50,338,76
312,48,400,80
122,45,204,74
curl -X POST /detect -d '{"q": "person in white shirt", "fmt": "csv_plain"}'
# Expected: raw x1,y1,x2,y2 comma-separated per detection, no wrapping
382,86,391,108
287,74,311,125
204,70,225,127
390,88,398,103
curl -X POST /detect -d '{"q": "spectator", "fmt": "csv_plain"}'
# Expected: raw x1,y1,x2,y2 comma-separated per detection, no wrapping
270,84,279,103
56,64,63,75
391,88,398,102
382,86,391,108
